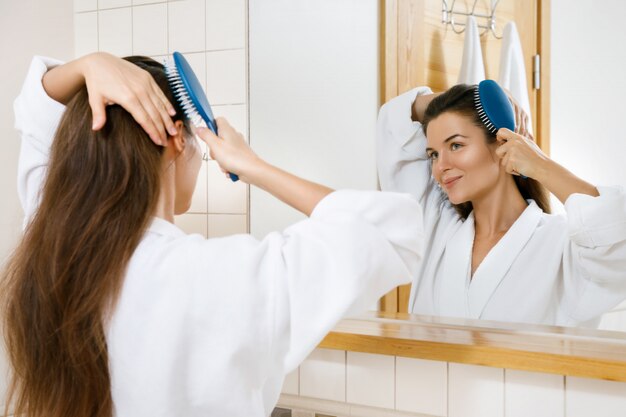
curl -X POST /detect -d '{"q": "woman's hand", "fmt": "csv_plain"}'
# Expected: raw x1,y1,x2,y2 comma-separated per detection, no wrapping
196,119,333,216
495,128,548,179
195,118,262,183
43,52,177,145
503,89,532,140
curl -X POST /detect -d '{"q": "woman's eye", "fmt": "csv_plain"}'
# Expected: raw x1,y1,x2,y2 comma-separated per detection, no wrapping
428,152,438,161
451,143,462,150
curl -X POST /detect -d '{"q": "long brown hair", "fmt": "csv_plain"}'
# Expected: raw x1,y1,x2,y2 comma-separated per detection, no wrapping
422,84,551,219
1,56,189,417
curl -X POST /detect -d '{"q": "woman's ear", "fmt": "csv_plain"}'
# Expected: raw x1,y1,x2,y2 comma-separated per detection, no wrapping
168,120,187,153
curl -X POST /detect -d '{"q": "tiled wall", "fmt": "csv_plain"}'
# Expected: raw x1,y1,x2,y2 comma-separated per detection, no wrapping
74,0,249,238
279,348,626,417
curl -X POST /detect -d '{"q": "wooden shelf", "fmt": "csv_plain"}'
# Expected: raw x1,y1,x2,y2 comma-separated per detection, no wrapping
319,312,626,382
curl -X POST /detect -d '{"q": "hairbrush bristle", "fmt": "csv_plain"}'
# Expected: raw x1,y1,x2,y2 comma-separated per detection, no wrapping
473,86,497,134
164,59,207,128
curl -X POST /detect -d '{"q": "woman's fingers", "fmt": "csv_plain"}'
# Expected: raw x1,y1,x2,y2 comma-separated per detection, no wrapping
88,94,107,130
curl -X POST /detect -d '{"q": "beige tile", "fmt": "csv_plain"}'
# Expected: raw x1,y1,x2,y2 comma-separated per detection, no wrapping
207,161,247,214
281,367,299,396
566,376,626,417
300,349,346,402
395,357,446,416
505,370,564,417
74,0,97,12
168,0,205,53
206,49,246,105
74,11,98,58
98,8,132,56
346,352,394,409
174,213,207,238
208,214,247,237
187,149,207,213
448,363,504,417
99,0,132,9
206,0,246,50
133,3,168,56
133,0,166,4
212,104,247,139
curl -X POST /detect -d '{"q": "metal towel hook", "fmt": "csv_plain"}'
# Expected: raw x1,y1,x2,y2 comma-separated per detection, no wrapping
442,0,504,39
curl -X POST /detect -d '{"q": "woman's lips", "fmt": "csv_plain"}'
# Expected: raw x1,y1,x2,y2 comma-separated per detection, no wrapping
443,176,462,189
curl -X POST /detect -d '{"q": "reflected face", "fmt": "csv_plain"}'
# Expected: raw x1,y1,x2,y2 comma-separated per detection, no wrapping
425,112,501,205
174,134,202,214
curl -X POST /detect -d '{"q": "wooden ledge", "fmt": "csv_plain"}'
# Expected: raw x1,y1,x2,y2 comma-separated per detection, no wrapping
318,312,626,382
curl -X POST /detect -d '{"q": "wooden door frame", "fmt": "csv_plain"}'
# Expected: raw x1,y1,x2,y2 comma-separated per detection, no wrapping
379,0,551,313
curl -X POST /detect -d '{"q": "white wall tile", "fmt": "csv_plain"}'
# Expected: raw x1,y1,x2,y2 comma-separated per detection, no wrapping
505,370,564,417
174,213,207,237
207,161,247,214
75,0,97,12
168,0,205,53
206,49,246,105
299,349,346,402
98,8,132,56
281,367,299,396
188,148,208,213
133,3,168,56
395,357,447,416
133,0,166,4
74,11,98,57
99,0,132,9
448,363,504,417
346,352,394,409
206,0,246,50
566,377,626,417
208,214,247,237
213,104,247,138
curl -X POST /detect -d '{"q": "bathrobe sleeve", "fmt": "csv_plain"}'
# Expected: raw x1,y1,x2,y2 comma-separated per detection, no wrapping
13,56,66,227
376,87,458,235
561,186,626,323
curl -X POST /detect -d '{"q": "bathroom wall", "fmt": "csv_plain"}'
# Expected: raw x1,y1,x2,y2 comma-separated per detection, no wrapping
0,0,75,409
248,0,379,238
550,0,626,331
74,0,249,238
279,348,626,417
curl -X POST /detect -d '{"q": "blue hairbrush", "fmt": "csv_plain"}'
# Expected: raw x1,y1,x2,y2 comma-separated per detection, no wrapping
165,51,238,182
474,80,526,178
474,79,515,134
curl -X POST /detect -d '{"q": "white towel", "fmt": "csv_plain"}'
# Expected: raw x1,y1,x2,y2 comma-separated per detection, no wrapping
458,16,485,85
498,21,533,134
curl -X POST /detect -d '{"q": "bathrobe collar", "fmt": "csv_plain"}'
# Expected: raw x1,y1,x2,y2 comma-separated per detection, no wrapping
438,200,543,319
147,217,187,238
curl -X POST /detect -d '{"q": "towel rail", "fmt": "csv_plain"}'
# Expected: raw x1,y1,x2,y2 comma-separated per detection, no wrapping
442,0,504,39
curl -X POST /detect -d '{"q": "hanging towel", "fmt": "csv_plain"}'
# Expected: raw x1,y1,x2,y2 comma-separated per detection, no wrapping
458,15,485,85
498,21,533,134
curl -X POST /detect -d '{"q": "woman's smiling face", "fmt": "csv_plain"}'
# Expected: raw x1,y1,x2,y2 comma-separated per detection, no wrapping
425,112,502,204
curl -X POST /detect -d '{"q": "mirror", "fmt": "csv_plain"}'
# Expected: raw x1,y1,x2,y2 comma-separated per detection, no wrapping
248,0,626,333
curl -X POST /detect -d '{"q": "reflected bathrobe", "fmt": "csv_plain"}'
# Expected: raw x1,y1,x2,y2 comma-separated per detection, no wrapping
14,57,424,417
377,87,626,327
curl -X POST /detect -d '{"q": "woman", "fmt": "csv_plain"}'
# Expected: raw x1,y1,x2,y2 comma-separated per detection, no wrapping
2,53,424,417
377,83,626,327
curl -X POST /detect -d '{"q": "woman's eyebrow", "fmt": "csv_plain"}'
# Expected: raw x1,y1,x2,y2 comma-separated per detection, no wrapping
426,134,468,152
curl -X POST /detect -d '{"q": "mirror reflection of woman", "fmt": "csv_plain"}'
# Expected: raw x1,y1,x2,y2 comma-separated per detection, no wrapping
377,84,626,327
1,53,424,417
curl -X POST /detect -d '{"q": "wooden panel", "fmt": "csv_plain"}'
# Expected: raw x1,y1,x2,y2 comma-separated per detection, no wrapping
319,312,626,382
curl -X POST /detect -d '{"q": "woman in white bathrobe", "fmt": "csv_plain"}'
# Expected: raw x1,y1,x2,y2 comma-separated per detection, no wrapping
377,84,626,327
2,53,423,417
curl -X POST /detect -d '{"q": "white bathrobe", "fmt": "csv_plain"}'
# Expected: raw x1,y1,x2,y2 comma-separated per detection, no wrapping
14,57,424,417
377,87,626,327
